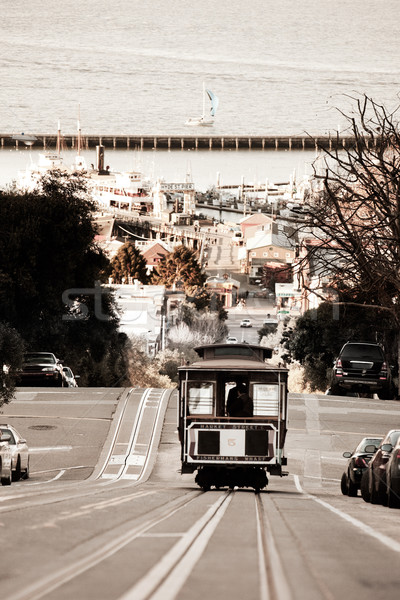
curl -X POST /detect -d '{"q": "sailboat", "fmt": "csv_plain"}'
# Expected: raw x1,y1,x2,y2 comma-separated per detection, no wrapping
185,83,219,127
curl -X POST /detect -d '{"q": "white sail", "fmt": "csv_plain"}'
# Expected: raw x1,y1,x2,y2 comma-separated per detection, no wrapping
185,83,219,127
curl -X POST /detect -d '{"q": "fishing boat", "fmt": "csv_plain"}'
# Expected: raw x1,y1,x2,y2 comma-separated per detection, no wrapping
185,83,219,127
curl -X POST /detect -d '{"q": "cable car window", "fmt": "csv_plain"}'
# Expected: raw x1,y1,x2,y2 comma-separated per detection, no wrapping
252,384,279,416
187,382,214,415
214,347,254,357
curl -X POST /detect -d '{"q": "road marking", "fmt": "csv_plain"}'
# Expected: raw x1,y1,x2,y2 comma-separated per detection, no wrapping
304,397,322,488
294,475,400,553
29,490,157,529
29,446,73,452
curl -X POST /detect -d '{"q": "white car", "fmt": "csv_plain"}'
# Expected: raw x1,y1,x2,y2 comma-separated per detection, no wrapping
240,319,252,328
226,336,238,344
62,366,80,388
0,431,12,486
0,424,29,481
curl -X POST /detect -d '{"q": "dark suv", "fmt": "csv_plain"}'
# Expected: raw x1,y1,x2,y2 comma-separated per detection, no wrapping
330,342,394,399
18,352,67,387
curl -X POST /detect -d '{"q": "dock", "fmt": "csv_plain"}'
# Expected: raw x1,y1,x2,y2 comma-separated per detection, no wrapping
0,133,363,151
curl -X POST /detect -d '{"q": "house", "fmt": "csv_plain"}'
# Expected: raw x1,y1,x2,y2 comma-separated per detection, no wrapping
140,240,171,273
239,221,297,280
238,213,275,239
109,282,167,354
204,274,240,308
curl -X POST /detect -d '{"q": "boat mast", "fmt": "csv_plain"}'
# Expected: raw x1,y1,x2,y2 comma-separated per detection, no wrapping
57,120,61,156
77,104,81,156
202,81,206,119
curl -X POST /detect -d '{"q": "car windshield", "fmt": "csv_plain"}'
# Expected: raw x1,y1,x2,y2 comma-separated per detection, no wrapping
356,438,382,452
0,428,15,444
388,431,400,446
340,345,384,361
24,353,56,365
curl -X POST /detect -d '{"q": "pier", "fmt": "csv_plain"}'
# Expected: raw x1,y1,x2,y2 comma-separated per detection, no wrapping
0,133,362,152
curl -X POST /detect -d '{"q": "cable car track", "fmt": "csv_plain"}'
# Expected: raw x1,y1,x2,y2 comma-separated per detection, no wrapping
97,387,171,483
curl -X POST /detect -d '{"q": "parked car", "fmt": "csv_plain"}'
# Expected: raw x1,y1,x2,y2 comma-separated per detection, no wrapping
384,436,400,508
0,431,12,486
226,336,238,344
62,367,79,388
0,424,29,481
240,319,252,328
263,314,278,326
340,436,382,496
362,429,400,504
18,352,67,387
330,342,394,399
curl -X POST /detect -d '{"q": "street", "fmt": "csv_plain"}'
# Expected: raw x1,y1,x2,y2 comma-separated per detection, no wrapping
1,387,400,600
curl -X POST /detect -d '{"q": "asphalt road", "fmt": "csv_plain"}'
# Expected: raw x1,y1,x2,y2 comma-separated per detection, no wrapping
1,386,400,600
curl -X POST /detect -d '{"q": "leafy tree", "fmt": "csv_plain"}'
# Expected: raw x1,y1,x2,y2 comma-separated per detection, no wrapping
0,171,130,387
281,302,395,391
126,336,175,388
185,285,228,321
297,95,400,390
257,322,278,342
168,302,228,351
0,171,103,335
109,242,149,284
151,245,205,290
0,322,25,406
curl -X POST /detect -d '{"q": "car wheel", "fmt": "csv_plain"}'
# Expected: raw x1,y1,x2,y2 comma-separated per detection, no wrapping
1,464,12,486
21,458,30,480
378,387,395,400
330,385,344,396
12,457,22,482
347,477,358,497
360,470,371,503
340,472,348,495
387,483,400,508
369,472,381,504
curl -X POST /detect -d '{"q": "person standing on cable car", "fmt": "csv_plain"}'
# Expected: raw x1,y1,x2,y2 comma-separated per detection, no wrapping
226,380,253,417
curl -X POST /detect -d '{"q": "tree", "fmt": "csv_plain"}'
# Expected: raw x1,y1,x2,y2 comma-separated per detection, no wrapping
0,322,25,406
109,242,149,284
185,285,228,321
125,336,175,388
281,301,396,392
168,302,228,351
297,95,400,390
151,245,205,289
0,171,130,387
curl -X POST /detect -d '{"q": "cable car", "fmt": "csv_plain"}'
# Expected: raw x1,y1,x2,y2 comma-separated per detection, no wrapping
178,343,289,491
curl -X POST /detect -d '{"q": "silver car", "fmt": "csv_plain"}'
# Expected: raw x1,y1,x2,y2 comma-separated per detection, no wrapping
0,431,12,486
0,424,29,481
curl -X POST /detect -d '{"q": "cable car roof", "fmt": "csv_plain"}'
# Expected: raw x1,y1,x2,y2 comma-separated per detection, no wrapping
179,343,288,372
